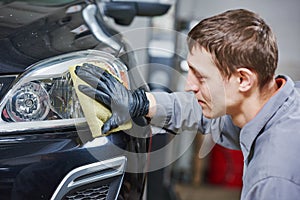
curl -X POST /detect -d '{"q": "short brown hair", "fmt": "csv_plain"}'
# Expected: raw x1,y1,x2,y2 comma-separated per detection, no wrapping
187,9,278,89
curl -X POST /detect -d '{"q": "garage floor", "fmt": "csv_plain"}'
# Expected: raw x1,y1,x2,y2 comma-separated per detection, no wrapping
175,183,241,200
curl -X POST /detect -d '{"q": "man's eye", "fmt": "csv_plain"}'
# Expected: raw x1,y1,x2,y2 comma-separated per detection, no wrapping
198,77,206,83
195,74,206,82
189,66,206,82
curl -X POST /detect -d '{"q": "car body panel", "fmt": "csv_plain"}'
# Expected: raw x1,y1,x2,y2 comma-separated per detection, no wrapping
0,0,156,199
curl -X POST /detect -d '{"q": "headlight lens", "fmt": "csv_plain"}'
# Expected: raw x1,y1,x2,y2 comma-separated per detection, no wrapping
5,72,82,122
0,50,128,132
7,81,51,122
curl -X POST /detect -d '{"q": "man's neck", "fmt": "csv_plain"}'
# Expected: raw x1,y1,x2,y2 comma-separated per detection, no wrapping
231,79,279,128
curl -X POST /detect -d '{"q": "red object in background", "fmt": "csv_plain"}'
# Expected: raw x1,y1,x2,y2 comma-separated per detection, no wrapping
207,144,244,188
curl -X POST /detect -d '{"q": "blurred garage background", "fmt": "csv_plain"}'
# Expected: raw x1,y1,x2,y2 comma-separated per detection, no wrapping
112,0,300,199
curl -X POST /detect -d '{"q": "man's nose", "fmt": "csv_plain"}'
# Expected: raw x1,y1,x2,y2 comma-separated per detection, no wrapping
184,72,199,92
184,82,199,92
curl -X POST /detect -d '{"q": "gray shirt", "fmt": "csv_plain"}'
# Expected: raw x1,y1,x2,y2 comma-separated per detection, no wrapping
151,75,300,199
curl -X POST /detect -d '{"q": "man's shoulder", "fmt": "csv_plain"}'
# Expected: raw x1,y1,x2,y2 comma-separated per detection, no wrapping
246,128,300,186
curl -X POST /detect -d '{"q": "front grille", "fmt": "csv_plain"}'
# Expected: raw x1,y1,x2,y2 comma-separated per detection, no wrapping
64,185,109,200
51,157,126,200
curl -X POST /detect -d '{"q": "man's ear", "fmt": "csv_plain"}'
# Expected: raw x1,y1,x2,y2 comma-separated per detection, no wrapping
236,68,256,92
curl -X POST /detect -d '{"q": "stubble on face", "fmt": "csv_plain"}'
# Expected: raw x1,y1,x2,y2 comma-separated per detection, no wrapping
186,46,228,119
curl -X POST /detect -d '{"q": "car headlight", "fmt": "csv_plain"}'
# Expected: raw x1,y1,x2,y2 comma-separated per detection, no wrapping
0,50,128,133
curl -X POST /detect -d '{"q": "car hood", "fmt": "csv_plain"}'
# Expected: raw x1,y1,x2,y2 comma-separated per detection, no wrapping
0,0,114,74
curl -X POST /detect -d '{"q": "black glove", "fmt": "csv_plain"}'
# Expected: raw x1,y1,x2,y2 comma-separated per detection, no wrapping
75,63,149,134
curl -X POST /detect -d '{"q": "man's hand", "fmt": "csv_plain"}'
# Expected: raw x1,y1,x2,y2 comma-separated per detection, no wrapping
75,64,149,134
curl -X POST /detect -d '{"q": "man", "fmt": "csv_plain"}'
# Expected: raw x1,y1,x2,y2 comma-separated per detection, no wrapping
75,9,300,199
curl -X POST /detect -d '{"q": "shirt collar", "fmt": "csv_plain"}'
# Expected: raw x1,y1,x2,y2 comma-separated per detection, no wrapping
239,75,294,164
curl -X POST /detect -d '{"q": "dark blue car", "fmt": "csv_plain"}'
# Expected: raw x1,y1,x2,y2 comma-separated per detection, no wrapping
0,1,170,199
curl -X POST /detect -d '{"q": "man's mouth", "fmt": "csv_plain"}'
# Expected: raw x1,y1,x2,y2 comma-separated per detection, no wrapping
198,100,206,106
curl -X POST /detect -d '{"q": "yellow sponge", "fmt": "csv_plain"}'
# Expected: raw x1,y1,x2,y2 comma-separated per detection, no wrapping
69,62,132,138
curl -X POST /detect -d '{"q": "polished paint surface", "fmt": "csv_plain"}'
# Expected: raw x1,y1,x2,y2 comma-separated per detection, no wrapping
0,1,151,199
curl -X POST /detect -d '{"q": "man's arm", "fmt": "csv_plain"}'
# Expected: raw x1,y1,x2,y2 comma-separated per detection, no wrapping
145,92,157,118
147,91,241,150
147,91,203,133
75,64,240,149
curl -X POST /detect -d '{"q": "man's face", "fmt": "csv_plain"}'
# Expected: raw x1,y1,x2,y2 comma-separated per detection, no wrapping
185,46,236,118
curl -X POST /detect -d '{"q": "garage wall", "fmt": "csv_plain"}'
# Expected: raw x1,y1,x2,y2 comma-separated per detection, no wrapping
176,0,300,80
